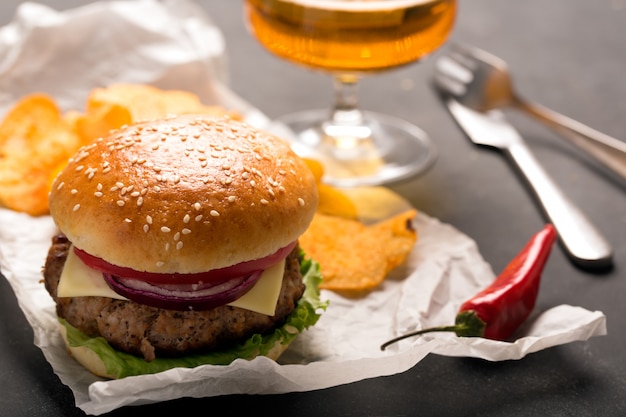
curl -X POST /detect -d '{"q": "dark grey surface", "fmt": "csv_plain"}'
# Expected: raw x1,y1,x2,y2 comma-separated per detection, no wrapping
1,1,625,416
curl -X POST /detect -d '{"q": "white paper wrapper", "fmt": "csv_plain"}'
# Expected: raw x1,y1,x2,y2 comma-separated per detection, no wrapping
0,1,606,415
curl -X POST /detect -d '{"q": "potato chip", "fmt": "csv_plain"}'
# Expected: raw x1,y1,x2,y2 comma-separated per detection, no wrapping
84,84,239,124
299,209,418,291
303,157,358,219
71,103,132,144
317,184,358,220
303,158,324,183
0,94,82,215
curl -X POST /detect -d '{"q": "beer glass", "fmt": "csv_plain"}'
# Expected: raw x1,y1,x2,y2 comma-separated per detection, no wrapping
245,0,457,186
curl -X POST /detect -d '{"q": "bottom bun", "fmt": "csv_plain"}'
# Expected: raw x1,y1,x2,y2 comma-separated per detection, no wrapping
57,255,326,379
60,323,116,379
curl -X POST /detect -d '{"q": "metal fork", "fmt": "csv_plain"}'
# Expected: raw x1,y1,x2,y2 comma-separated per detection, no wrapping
434,43,626,183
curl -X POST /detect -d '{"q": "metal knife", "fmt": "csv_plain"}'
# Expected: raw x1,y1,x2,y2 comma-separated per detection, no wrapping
445,98,613,270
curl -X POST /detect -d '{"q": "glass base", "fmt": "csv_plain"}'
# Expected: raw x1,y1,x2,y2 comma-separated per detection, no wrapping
275,109,436,187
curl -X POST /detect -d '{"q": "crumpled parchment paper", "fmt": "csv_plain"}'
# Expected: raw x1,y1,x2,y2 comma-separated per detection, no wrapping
0,1,606,415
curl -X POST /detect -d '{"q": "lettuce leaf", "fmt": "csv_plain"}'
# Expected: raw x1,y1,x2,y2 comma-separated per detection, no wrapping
60,254,327,379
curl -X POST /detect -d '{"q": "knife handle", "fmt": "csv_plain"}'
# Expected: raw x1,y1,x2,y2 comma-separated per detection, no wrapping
505,142,613,269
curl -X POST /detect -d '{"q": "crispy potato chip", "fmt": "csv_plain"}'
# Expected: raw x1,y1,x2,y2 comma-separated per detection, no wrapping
71,103,132,144
85,84,239,125
303,157,358,219
304,158,324,183
299,209,418,291
0,94,81,215
317,184,358,220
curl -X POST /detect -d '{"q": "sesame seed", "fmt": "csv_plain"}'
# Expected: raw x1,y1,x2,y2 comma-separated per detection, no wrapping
143,224,149,233
131,191,140,197
146,215,153,224
117,200,125,207
195,215,203,222
76,165,84,172
228,196,236,203
56,182,65,190
137,197,144,206
165,243,170,251
298,198,305,206
124,218,132,223
97,183,103,191
174,232,181,241
182,228,191,235
260,199,269,205
183,214,190,223
73,204,80,212
71,189,78,195
176,241,184,250
250,180,256,187
161,226,171,233
210,210,220,217
94,191,103,197
194,203,201,211
156,261,165,267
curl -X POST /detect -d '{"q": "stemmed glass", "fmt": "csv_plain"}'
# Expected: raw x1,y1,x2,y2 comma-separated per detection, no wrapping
244,0,457,187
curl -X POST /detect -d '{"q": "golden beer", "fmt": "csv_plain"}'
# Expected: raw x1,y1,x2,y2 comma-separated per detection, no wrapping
245,0,456,73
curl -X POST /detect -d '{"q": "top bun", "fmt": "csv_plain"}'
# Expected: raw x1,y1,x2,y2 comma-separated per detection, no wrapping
49,115,318,274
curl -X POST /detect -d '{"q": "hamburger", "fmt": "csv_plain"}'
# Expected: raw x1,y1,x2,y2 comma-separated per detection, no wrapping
43,114,325,379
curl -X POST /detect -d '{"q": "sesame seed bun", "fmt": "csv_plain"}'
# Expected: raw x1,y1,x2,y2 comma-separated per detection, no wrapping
48,115,318,274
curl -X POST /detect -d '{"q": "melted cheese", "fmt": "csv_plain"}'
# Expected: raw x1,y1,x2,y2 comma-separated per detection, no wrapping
57,248,284,316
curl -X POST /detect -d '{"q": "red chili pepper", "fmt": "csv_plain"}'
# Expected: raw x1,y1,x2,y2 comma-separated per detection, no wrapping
381,224,557,350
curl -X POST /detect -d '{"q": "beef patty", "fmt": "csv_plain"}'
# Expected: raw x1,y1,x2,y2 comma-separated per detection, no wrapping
43,234,305,362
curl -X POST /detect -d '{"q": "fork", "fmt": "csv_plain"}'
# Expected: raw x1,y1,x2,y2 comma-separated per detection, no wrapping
434,43,626,183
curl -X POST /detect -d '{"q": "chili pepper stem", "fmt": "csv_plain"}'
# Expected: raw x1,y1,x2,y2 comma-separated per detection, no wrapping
381,310,487,350
380,325,468,351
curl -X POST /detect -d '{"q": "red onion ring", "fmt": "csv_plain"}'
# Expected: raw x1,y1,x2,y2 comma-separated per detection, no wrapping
102,270,263,311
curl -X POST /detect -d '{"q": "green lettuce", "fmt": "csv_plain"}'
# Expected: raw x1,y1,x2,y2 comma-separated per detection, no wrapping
60,254,327,379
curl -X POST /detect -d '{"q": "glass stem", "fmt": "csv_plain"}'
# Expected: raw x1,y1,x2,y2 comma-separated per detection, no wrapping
323,74,372,150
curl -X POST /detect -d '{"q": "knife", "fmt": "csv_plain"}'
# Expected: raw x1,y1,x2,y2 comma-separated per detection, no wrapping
445,98,613,270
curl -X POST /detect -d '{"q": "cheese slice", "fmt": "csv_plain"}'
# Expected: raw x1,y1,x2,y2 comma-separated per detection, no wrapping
57,248,285,316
